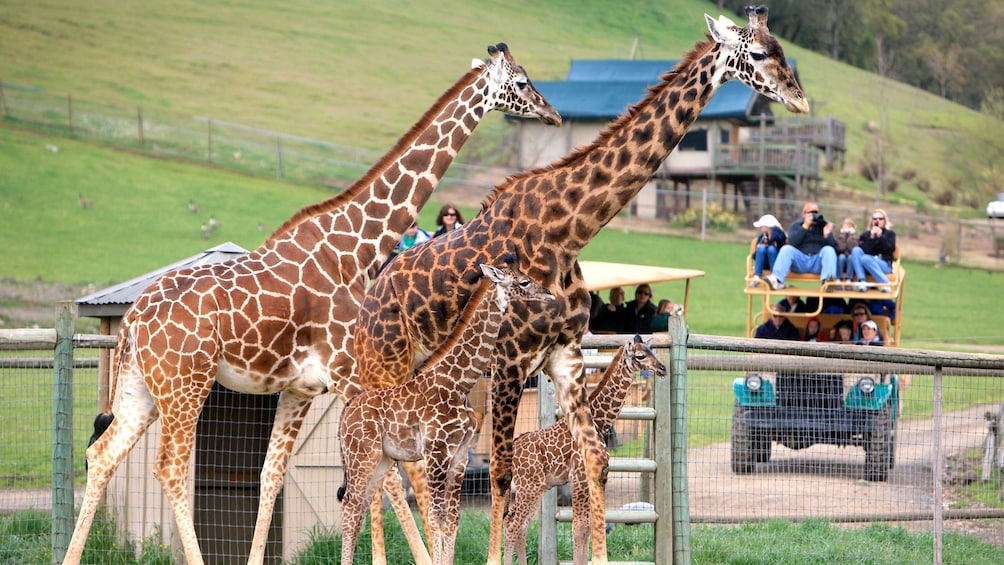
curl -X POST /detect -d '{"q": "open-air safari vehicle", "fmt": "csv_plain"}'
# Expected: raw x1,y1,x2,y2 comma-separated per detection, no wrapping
462,261,705,494
732,241,907,481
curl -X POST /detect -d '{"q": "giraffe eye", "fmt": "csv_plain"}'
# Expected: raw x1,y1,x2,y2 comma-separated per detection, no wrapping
750,50,767,62
515,80,528,90
519,279,531,288
634,354,647,362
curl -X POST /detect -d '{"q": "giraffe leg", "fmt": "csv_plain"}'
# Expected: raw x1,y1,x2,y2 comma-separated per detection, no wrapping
486,367,527,565
369,483,387,565
504,467,548,565
339,434,393,565
376,466,431,565
401,459,434,542
569,465,592,565
247,390,313,565
150,381,215,565
548,344,609,565
63,373,158,565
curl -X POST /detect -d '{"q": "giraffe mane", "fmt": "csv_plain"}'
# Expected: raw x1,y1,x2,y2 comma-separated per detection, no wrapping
414,273,493,372
480,35,715,212
267,64,486,241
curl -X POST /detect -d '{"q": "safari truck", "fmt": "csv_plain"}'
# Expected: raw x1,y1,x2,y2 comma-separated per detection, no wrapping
733,239,906,481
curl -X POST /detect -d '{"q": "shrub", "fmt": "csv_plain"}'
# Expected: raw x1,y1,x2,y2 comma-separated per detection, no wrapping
934,189,955,206
671,202,741,233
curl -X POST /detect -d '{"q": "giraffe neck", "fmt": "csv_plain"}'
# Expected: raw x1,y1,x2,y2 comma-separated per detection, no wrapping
415,277,502,397
482,39,722,274
588,347,636,431
264,65,493,278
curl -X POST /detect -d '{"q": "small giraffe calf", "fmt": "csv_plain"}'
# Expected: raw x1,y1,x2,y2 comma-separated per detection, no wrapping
503,335,667,565
338,262,552,565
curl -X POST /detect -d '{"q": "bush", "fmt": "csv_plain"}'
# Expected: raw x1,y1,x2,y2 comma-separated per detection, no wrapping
671,202,742,233
934,189,955,206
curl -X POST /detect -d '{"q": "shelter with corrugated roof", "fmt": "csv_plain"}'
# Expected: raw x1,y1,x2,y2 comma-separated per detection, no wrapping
513,59,843,220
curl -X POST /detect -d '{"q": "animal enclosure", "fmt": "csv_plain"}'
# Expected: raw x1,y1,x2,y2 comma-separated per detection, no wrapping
2,313,1004,564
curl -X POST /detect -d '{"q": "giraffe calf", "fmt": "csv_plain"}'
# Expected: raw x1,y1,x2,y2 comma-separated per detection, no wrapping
503,335,666,565
338,262,552,565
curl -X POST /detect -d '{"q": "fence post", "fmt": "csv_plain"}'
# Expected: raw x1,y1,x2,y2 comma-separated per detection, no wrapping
67,93,74,137
0,79,7,118
137,106,145,147
668,316,691,564
276,136,285,179
52,301,77,563
537,373,559,563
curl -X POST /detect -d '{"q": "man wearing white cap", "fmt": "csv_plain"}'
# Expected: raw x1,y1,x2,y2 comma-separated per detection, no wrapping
750,213,786,287
858,319,884,346
763,202,838,291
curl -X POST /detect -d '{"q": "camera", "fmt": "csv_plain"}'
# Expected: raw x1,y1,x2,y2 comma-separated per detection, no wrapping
810,211,825,226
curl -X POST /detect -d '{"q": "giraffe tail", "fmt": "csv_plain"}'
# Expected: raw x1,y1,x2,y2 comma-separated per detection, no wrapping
88,413,115,447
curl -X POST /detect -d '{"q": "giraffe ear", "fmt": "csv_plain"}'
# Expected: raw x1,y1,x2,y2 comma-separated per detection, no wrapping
706,13,740,44
479,263,502,282
472,58,487,71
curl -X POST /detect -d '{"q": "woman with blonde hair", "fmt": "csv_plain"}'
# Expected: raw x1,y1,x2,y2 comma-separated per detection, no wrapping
851,208,896,292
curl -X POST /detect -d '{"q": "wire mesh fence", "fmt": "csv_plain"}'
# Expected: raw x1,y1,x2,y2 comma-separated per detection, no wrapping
2,319,1004,564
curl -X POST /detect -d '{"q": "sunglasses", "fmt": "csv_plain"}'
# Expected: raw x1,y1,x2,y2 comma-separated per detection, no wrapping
853,311,868,316
637,291,651,296
443,212,457,217
872,216,885,221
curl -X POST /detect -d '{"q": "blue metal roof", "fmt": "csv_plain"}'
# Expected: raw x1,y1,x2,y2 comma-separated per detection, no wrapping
525,58,797,122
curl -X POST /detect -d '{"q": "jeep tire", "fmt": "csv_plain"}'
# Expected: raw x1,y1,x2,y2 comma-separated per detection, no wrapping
732,403,767,473
864,403,895,482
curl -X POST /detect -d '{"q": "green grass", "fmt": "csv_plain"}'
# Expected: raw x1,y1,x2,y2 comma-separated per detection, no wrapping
692,519,1004,565
0,510,172,565
3,0,1002,208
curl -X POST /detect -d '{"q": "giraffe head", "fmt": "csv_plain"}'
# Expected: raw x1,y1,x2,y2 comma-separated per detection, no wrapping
474,43,562,126
704,5,810,114
479,261,553,313
624,335,667,380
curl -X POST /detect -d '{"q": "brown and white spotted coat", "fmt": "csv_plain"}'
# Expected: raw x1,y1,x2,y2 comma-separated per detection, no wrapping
338,263,552,565
61,43,559,565
352,7,808,564
504,335,667,565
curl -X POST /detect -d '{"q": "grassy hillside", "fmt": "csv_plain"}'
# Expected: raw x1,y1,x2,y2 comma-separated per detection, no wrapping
2,1,1002,345
3,0,1001,208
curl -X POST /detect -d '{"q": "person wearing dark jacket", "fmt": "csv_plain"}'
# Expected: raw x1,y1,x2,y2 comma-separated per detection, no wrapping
622,284,657,334
851,208,896,293
754,304,801,341
763,202,837,291
750,214,786,285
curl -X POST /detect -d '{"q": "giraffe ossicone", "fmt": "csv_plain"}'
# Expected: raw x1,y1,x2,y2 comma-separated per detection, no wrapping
338,260,552,565
61,42,559,565
353,6,807,565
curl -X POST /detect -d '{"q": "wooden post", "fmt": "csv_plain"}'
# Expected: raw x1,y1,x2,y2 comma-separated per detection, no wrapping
52,301,76,563
67,93,74,137
276,136,284,178
0,79,7,118
137,106,145,147
537,372,559,563
668,315,691,564
207,118,213,163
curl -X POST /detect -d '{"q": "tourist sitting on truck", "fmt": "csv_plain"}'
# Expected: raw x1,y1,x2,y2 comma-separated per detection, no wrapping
858,319,884,346
776,295,808,313
754,304,801,341
762,202,838,291
851,208,896,293
830,319,855,343
802,316,828,342
750,214,786,286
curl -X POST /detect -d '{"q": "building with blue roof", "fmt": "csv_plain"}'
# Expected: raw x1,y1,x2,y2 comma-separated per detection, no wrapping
512,59,844,220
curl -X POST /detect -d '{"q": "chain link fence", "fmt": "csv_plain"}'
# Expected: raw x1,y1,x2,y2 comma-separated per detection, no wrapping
3,315,1004,564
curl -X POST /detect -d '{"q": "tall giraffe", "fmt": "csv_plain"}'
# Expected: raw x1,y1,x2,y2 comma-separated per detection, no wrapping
338,261,552,565
62,43,559,565
353,7,808,564
504,335,667,565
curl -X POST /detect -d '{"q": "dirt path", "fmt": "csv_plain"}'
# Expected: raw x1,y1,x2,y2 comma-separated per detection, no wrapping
604,404,1001,542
